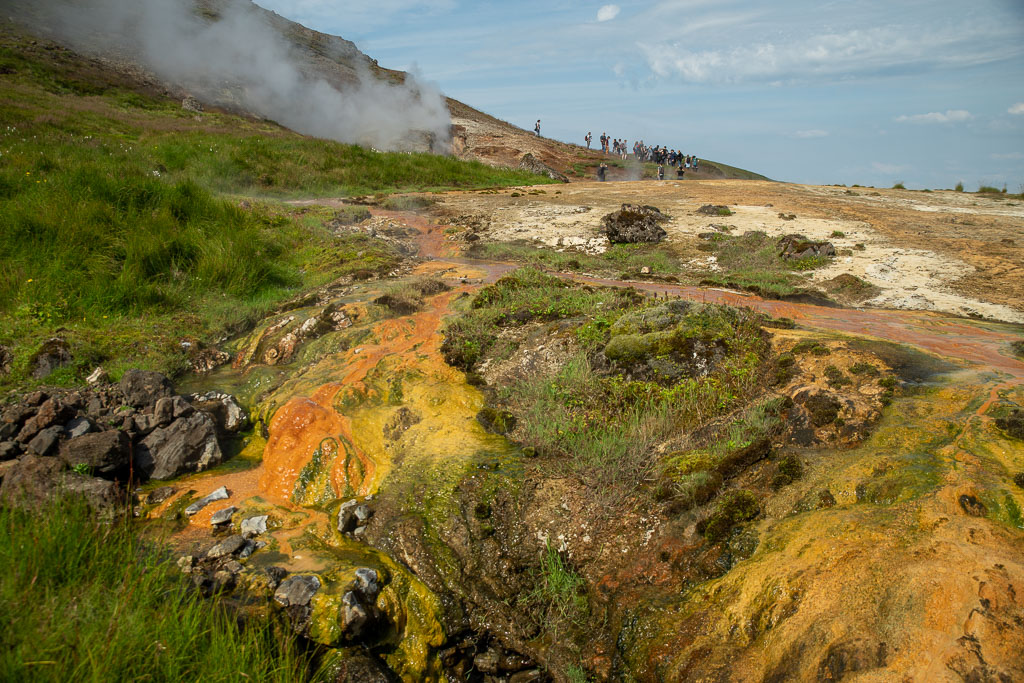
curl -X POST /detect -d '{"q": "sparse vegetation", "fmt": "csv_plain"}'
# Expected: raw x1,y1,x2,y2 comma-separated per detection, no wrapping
892,181,906,190
466,241,682,278
955,182,964,192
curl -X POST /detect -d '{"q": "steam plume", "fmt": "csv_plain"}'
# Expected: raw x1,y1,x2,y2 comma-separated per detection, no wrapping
16,0,451,151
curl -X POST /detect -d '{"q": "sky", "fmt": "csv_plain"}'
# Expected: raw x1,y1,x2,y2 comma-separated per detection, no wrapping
251,0,1024,190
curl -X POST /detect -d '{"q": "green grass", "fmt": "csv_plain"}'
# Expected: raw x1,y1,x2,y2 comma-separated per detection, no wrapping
441,267,640,371
0,499,321,682
466,241,683,277
696,230,831,298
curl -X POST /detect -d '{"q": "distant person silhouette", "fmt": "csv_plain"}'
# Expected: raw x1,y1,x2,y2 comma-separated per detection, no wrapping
585,131,592,148
597,163,607,182
535,120,541,136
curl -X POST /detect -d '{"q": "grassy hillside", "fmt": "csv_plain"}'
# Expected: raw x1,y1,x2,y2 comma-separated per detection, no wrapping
0,26,553,390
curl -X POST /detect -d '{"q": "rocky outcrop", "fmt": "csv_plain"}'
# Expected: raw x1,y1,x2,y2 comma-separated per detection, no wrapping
778,233,836,260
518,153,569,183
0,454,121,515
602,204,668,244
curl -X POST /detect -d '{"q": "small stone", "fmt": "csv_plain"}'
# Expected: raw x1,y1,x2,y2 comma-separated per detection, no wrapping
240,514,268,536
238,539,265,559
474,649,502,675
354,505,373,523
119,369,173,408
177,555,195,572
24,391,48,407
274,574,321,607
207,534,246,559
86,367,109,385
211,570,235,591
353,525,366,538
210,506,238,525
223,560,243,574
27,426,63,456
510,670,544,683
640,266,651,274
185,485,229,516
354,567,380,598
0,442,20,460
146,486,176,504
342,591,369,637
64,417,94,439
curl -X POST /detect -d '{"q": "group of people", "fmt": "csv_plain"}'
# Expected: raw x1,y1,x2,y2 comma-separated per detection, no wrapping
585,131,701,181
584,131,700,173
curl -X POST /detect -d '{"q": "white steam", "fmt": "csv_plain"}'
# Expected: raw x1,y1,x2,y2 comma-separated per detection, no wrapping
20,0,451,151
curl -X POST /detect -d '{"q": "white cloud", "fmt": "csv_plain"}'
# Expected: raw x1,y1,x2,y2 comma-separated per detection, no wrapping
794,129,828,138
1009,103,1024,115
597,5,620,22
894,110,972,124
639,18,1022,84
872,162,910,174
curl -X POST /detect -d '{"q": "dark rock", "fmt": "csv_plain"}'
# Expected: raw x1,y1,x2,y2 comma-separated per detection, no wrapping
602,203,668,244
796,390,842,427
24,391,49,407
354,504,373,523
34,398,75,430
154,395,193,427
146,486,176,504
777,234,836,261
210,506,237,525
64,416,95,439
474,649,502,674
509,670,544,683
132,414,158,435
29,337,71,379
0,421,17,441
274,574,321,607
0,441,20,460
994,409,1023,440
185,485,229,515
518,152,569,183
0,454,120,515
135,411,222,480
207,534,246,559
338,500,360,533
697,204,731,216
354,567,381,599
59,430,130,478
27,426,63,456
329,653,394,683
341,590,369,637
190,391,248,434
119,369,173,408
959,494,987,517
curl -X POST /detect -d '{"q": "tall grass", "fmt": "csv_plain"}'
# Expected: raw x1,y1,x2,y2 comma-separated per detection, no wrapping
467,241,682,277
0,499,320,682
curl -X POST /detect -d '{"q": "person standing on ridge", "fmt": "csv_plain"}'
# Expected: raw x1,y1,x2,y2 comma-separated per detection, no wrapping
535,120,541,136
597,163,607,181
585,131,592,148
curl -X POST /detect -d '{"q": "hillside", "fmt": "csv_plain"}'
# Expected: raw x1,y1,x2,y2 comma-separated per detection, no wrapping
4,0,766,181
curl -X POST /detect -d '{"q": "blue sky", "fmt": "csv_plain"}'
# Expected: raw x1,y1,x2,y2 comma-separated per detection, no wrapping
253,0,1024,190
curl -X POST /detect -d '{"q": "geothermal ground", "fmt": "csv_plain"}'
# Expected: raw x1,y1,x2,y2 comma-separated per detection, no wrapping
138,178,1024,682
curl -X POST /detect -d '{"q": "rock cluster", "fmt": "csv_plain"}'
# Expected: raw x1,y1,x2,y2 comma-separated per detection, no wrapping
777,234,836,260
602,203,668,244
0,369,247,515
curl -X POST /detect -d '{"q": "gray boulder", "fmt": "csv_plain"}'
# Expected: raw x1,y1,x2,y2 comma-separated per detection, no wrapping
274,575,321,607
59,430,130,479
64,416,95,439
602,204,668,243
119,369,173,408
135,412,222,480
190,391,248,434
29,338,71,379
185,485,229,515
27,426,63,456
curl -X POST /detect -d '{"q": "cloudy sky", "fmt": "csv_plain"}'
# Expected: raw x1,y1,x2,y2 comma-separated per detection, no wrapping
253,0,1024,190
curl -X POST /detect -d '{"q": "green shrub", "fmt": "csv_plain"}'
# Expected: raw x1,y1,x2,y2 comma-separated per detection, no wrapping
955,182,964,192
772,454,804,489
892,182,906,190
